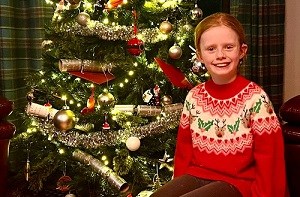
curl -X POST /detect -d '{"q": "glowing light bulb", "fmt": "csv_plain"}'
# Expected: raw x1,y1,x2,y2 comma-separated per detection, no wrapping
101,155,107,161
84,2,93,11
52,73,58,79
128,71,134,76
45,0,53,5
31,120,37,126
58,148,65,154
103,18,109,24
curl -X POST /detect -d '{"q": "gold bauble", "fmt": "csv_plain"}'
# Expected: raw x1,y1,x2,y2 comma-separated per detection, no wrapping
97,92,115,107
169,45,182,59
159,20,173,34
53,107,76,132
161,95,173,106
76,12,90,26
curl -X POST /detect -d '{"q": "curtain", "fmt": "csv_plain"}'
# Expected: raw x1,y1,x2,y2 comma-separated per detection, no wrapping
230,0,285,112
0,0,52,120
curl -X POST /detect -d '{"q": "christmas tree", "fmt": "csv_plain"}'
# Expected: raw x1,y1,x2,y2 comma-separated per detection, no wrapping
8,0,224,196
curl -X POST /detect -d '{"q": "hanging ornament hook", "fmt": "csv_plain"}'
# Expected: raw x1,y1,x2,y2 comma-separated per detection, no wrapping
63,161,67,176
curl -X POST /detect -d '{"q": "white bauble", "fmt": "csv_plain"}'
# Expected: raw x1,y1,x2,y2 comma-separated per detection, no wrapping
126,136,141,151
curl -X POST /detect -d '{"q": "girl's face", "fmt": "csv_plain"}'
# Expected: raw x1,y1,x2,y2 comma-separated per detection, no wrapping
197,25,247,84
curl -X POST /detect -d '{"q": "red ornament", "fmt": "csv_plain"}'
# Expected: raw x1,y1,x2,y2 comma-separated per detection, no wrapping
81,86,96,115
0,120,16,139
105,0,123,9
154,57,193,89
80,107,94,115
127,37,144,56
44,101,52,109
68,71,115,85
56,175,72,192
102,113,110,130
0,97,14,120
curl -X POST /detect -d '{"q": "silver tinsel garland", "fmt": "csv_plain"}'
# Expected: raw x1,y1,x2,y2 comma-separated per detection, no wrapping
38,110,181,149
56,20,173,43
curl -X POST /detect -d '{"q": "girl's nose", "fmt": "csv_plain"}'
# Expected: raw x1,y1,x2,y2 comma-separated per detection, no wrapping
216,49,225,58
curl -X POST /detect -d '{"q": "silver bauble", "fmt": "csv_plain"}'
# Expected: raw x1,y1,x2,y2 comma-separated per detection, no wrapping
190,5,203,20
169,45,182,59
192,60,207,75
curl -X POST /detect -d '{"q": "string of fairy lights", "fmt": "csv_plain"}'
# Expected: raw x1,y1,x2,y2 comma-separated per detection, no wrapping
21,1,205,190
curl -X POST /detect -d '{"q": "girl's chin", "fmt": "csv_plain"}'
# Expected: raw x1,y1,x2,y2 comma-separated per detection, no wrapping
210,71,237,79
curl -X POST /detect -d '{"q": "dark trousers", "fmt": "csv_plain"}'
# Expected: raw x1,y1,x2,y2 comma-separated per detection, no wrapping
150,174,242,197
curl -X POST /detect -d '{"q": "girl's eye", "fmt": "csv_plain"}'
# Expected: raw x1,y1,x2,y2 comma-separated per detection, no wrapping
207,47,215,51
225,45,234,50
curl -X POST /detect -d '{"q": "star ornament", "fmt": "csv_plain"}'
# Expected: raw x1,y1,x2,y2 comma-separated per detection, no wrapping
158,151,174,171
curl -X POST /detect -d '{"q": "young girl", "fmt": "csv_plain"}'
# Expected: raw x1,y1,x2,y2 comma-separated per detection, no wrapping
150,12,288,197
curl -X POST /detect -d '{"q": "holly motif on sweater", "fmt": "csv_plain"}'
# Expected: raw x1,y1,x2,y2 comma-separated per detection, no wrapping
251,97,262,114
227,118,240,135
198,118,213,133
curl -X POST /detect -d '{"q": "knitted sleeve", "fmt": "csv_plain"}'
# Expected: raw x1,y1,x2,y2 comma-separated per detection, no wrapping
250,91,287,197
173,95,193,177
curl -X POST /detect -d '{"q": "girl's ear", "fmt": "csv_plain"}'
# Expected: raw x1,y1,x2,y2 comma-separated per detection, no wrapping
239,43,248,59
196,51,204,63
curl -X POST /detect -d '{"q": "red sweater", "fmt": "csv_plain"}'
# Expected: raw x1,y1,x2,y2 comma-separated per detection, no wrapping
174,75,288,197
